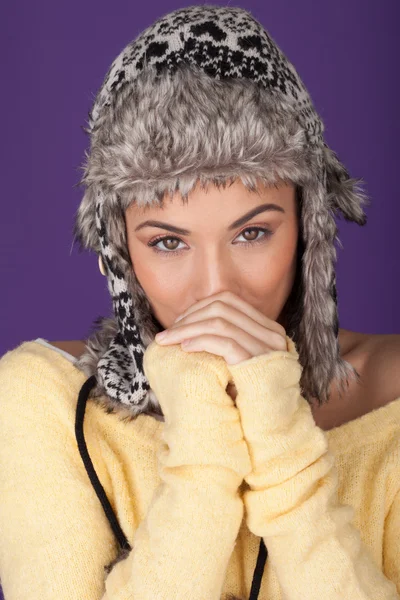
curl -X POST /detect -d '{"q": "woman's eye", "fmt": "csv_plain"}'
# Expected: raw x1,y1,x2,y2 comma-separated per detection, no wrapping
147,226,274,255
161,237,182,251
237,227,269,243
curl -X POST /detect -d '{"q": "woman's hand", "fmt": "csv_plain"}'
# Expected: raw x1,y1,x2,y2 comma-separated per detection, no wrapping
155,290,287,366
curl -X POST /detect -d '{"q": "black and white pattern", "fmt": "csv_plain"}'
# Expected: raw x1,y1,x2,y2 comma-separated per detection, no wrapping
95,191,152,406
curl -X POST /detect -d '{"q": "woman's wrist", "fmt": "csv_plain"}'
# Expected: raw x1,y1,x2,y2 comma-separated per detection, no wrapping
144,340,251,479
159,380,252,481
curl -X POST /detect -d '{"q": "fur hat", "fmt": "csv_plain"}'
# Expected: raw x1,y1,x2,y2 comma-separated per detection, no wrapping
73,4,369,421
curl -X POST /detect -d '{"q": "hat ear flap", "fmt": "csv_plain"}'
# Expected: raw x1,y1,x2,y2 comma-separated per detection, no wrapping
296,177,361,406
323,142,370,226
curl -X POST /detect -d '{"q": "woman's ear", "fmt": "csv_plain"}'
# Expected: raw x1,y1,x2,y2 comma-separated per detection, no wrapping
98,255,107,276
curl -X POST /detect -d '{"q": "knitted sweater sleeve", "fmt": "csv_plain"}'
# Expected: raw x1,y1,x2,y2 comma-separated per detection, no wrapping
102,340,252,599
228,335,400,599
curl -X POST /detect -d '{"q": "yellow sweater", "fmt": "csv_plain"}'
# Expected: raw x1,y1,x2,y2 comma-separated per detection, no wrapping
0,336,399,599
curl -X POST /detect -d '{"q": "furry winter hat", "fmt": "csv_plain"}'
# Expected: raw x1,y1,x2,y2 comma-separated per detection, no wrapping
73,4,369,421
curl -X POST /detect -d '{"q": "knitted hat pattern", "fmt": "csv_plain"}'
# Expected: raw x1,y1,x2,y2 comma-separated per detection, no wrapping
73,4,369,421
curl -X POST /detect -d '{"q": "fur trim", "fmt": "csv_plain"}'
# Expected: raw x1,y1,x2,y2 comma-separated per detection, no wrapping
73,63,314,252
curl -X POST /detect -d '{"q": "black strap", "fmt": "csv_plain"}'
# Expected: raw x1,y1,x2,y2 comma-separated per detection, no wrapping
75,375,132,552
249,538,268,599
75,375,267,597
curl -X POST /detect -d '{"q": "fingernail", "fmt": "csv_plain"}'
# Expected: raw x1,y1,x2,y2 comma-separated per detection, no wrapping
155,331,167,341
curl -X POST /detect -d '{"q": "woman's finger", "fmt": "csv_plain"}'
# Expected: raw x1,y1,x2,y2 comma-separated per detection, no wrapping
157,316,280,360
175,291,286,338
168,302,287,351
179,333,256,365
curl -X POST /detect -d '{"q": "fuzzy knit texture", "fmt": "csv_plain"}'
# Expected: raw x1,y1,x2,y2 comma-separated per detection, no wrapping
0,339,399,599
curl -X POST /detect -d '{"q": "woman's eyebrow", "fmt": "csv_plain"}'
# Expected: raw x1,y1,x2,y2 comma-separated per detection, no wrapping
134,203,285,235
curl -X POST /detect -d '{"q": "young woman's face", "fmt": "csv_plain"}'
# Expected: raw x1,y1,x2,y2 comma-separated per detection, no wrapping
125,178,299,329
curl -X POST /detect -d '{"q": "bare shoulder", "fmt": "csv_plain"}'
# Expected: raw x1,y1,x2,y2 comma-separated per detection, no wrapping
361,332,400,409
311,329,399,430
49,340,86,358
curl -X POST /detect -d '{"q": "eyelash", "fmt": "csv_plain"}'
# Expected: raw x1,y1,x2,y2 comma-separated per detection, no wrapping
147,226,274,256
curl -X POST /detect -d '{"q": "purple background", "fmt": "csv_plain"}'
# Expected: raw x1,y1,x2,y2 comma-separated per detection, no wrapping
1,1,399,362
0,1,399,595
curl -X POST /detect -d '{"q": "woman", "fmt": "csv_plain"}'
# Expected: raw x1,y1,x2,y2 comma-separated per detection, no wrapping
0,5,399,599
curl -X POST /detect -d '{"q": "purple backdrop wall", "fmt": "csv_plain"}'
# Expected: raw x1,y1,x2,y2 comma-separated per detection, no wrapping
1,0,399,361
0,1,399,597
